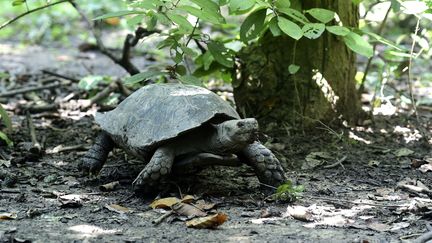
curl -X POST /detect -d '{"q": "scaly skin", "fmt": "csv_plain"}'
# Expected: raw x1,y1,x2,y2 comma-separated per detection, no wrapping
80,132,114,175
238,141,286,189
132,147,174,192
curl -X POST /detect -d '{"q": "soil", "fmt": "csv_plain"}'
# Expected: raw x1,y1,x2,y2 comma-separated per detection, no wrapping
0,41,432,243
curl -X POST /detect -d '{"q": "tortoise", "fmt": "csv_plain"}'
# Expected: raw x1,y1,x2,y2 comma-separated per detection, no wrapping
80,83,286,192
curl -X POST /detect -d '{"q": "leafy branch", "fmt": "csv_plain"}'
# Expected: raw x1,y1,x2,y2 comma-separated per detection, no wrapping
0,0,70,31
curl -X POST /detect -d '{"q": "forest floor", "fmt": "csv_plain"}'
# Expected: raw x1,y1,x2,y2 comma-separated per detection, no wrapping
0,41,432,243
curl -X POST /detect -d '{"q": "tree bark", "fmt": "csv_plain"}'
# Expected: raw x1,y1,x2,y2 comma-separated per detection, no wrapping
233,1,364,133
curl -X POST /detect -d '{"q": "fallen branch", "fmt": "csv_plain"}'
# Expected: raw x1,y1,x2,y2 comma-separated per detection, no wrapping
69,1,158,75
0,82,66,97
323,156,347,169
26,112,42,154
0,0,70,31
415,229,432,243
46,144,89,154
42,69,79,82
302,195,405,208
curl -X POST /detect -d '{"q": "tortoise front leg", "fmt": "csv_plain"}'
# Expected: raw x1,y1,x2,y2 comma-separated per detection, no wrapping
132,147,175,193
80,132,114,175
238,141,287,189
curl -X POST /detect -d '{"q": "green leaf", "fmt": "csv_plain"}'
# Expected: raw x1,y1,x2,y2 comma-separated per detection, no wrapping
178,5,224,24
207,41,233,67
0,72,10,79
343,32,373,58
326,25,350,36
127,15,144,26
0,131,13,147
352,0,363,4
278,8,309,24
178,75,203,86
302,23,325,39
288,64,300,74
268,17,281,36
167,13,194,33
78,76,105,91
195,51,214,70
306,8,335,23
12,0,25,6
229,0,255,14
93,10,145,20
275,0,290,9
146,13,158,30
362,30,404,51
173,49,183,64
277,17,303,40
0,103,11,130
180,45,199,58
131,0,162,10
190,0,220,12
123,71,166,85
240,8,267,42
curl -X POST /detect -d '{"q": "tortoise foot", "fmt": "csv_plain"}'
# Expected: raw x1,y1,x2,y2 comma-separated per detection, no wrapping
132,147,174,193
240,141,287,190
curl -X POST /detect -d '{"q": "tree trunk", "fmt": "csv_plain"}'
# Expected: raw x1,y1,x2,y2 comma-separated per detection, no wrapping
233,1,364,133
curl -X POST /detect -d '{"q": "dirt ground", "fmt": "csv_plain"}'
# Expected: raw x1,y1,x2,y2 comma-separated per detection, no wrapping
1,41,432,243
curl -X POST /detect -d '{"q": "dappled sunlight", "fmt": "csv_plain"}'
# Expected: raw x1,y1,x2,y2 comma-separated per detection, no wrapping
312,70,339,111
68,224,120,238
349,131,371,144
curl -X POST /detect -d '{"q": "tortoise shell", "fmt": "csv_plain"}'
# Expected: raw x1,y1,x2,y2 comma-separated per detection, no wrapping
95,83,240,153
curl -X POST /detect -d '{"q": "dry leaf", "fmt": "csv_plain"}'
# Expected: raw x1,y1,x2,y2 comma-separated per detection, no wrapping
285,205,315,222
105,204,130,214
194,199,216,211
181,195,195,203
99,181,120,191
186,213,228,229
367,222,391,232
58,194,82,208
150,197,181,209
419,163,432,173
0,212,17,220
172,202,206,218
394,148,414,157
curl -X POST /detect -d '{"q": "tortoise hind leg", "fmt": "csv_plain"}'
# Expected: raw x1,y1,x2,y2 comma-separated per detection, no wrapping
132,147,175,193
238,141,287,189
80,132,114,175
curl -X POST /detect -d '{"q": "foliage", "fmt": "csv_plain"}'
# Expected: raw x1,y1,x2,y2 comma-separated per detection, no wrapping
273,180,304,202
0,0,127,43
92,0,431,86
0,103,13,147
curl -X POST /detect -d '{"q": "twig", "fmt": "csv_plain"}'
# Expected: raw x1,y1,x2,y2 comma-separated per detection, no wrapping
42,69,79,82
323,156,347,169
22,103,58,113
415,231,432,243
46,144,89,154
0,82,65,97
152,211,174,225
0,0,70,30
406,19,430,146
82,82,118,109
26,112,42,154
69,1,158,75
302,195,405,208
0,189,21,194
358,5,391,95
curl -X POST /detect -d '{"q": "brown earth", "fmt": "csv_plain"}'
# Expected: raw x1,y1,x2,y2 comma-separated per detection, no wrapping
0,42,432,242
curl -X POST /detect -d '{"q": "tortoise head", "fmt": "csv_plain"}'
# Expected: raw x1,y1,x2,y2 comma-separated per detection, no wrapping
214,118,258,151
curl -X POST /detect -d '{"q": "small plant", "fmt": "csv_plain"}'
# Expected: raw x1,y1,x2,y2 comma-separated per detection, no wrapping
273,180,304,202
0,103,13,147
